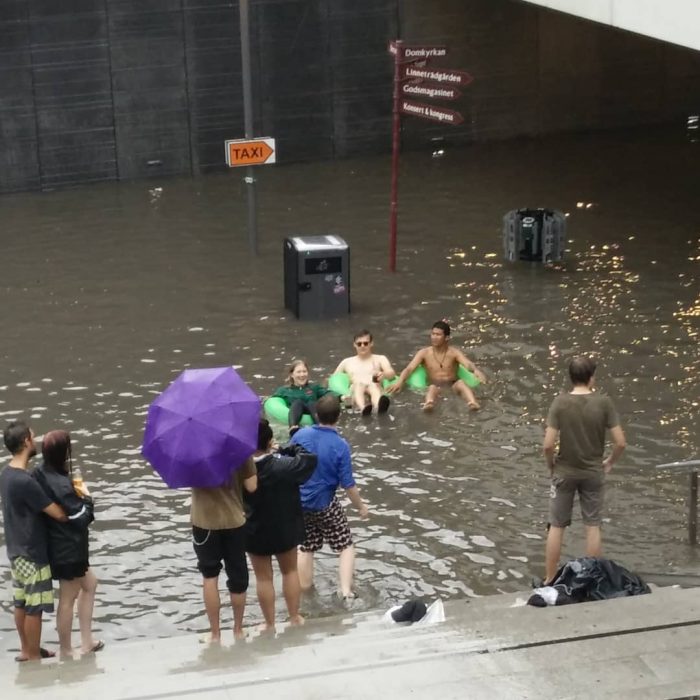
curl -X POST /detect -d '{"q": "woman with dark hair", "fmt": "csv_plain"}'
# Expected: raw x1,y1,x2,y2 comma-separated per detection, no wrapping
245,419,317,629
33,430,102,657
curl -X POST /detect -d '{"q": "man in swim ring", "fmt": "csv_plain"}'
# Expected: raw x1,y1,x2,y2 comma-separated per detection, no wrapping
333,330,396,415
387,321,486,411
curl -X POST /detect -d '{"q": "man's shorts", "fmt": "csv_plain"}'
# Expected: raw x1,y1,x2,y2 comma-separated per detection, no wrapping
192,525,248,594
300,497,353,553
549,473,604,527
11,557,54,615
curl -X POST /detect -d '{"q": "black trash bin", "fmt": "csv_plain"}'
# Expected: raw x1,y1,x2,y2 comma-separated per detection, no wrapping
503,208,565,263
284,236,350,320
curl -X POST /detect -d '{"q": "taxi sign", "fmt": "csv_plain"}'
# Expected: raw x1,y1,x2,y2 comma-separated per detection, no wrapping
225,137,276,167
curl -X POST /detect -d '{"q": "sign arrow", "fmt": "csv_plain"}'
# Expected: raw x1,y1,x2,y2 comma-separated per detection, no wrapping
389,42,448,62
225,137,276,167
399,99,464,126
402,65,473,87
401,81,461,101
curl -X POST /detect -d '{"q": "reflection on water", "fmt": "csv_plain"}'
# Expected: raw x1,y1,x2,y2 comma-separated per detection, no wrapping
0,127,698,651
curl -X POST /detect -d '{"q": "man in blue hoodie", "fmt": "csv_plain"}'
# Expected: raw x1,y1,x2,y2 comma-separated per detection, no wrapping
291,394,368,600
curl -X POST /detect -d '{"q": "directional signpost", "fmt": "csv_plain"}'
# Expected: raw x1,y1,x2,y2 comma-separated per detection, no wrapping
401,83,461,101
401,65,473,86
387,40,474,272
399,100,464,126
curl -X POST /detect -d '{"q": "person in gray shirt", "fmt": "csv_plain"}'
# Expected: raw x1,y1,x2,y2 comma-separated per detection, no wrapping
1,421,66,662
542,358,626,583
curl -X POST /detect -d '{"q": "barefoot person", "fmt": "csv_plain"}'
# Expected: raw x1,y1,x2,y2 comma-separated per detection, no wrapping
333,330,396,415
542,356,626,583
34,430,102,658
191,457,257,642
245,419,317,630
387,321,486,411
291,394,369,600
0,421,67,662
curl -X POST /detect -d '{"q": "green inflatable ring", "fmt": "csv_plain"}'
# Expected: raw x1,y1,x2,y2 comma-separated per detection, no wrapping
405,364,479,390
328,366,478,394
263,396,315,426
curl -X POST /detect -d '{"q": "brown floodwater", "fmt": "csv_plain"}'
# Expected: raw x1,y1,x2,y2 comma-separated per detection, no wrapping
0,126,698,651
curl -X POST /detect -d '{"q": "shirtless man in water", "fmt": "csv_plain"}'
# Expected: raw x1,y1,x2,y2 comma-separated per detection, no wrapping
387,321,486,411
334,330,396,415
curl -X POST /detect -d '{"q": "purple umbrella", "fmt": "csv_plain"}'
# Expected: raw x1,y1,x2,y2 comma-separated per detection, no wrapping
142,367,260,488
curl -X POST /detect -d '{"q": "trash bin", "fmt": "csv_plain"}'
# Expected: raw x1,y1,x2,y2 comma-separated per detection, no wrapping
503,208,565,263
284,235,350,320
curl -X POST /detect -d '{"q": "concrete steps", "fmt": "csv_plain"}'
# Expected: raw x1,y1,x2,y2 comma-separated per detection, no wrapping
3,586,700,700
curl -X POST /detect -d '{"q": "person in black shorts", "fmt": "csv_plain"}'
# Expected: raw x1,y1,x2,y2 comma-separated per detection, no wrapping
190,458,257,642
33,430,102,657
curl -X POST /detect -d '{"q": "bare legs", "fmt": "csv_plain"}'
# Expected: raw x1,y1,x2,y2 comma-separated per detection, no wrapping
297,550,314,592
544,525,565,583
351,383,383,412
422,380,479,412
422,385,439,411
230,591,246,639
202,577,222,642
250,549,304,630
249,554,275,630
77,570,99,653
585,525,602,558
452,380,479,410
57,579,81,655
338,545,356,598
277,549,304,625
202,577,247,642
14,608,45,661
545,524,603,583
56,569,100,657
297,545,356,599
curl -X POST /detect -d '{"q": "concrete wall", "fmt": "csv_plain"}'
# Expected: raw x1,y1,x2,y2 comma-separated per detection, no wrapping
1,0,699,194
520,0,700,52
399,0,700,147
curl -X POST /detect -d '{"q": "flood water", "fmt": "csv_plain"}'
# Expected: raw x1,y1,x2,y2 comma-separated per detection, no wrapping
0,126,698,651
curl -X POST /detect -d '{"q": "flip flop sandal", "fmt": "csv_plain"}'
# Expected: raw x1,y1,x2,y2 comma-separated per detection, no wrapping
15,647,55,662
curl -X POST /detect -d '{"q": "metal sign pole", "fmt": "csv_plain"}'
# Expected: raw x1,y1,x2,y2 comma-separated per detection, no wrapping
239,0,258,255
389,40,402,273
657,460,700,545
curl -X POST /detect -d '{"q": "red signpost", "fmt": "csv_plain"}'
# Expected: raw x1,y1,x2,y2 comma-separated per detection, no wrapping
388,40,473,272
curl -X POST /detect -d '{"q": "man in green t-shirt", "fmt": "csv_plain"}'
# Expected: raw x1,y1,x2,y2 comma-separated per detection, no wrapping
542,357,626,583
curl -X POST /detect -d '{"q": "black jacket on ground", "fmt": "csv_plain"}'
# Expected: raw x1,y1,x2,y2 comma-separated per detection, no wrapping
528,557,650,607
33,463,94,567
245,444,317,556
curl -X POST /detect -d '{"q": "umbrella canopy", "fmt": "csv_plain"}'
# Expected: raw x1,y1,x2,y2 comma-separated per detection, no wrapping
142,367,260,488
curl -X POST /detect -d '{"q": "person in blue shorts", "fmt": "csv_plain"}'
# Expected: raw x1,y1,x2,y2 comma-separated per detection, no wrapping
291,394,369,600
